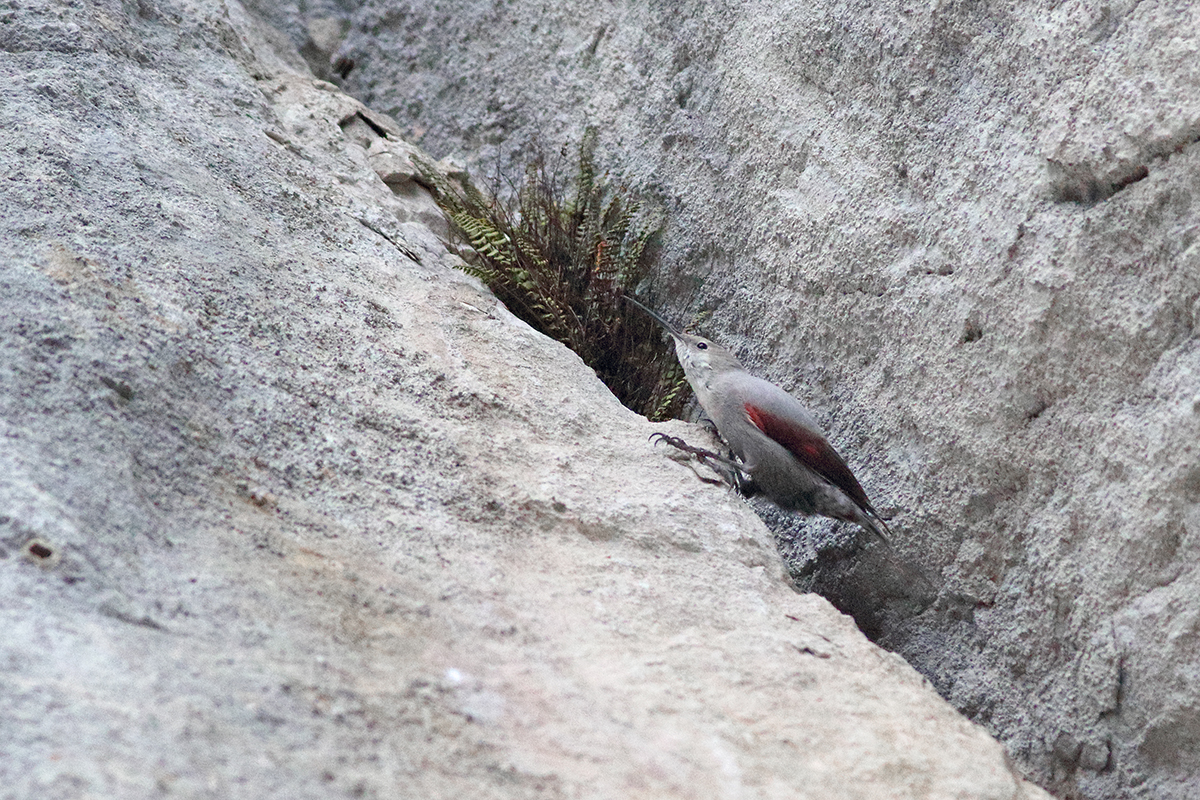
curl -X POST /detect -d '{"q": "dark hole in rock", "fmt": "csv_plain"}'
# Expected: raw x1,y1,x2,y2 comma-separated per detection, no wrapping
28,542,53,559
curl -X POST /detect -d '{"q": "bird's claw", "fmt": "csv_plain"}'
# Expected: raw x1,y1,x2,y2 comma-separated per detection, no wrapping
649,432,721,463
650,432,756,497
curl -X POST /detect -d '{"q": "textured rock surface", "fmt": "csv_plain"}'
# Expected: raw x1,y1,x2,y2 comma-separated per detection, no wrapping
0,0,1051,798
328,1,1200,798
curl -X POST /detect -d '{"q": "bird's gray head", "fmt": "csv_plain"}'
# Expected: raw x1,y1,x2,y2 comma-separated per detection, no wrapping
670,331,744,378
624,296,745,385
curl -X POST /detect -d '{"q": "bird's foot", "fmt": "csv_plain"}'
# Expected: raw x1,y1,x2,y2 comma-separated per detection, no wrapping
649,432,727,464
733,475,760,499
649,433,755,495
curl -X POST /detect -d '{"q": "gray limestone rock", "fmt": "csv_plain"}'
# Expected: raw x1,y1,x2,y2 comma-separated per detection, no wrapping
0,0,1051,798
330,1,1200,798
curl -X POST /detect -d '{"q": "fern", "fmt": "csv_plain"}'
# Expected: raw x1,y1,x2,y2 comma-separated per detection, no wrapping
416,129,690,421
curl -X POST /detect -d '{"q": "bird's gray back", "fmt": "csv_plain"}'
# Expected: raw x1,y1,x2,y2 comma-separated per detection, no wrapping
711,372,824,434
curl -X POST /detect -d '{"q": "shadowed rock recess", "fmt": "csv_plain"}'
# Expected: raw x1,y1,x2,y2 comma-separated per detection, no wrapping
0,1,1055,799
320,1,1199,800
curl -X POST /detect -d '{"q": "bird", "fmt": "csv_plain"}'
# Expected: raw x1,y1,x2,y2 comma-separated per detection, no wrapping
627,295,891,543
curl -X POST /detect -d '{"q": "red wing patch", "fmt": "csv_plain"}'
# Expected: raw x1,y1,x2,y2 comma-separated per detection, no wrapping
744,403,873,511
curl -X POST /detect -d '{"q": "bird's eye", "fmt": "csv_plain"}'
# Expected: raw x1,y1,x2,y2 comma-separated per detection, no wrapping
696,342,708,350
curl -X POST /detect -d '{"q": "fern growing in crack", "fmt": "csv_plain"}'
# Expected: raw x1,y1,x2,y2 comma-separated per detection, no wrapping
416,128,690,422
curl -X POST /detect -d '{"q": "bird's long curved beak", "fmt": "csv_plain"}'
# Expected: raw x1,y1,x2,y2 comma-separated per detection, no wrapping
624,295,684,339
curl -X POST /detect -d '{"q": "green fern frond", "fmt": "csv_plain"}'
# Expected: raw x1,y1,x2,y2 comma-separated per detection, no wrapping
616,208,661,285
575,127,598,213
452,213,515,265
456,261,498,283
514,234,550,270
648,364,691,422
421,128,689,421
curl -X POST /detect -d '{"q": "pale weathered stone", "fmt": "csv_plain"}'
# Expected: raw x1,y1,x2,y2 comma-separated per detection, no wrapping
0,0,1051,799
330,1,1200,798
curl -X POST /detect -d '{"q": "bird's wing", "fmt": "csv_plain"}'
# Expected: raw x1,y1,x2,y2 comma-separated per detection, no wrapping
743,402,876,514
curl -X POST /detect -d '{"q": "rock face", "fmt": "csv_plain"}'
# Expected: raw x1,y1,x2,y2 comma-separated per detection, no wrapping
0,0,1052,798
326,1,1200,799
